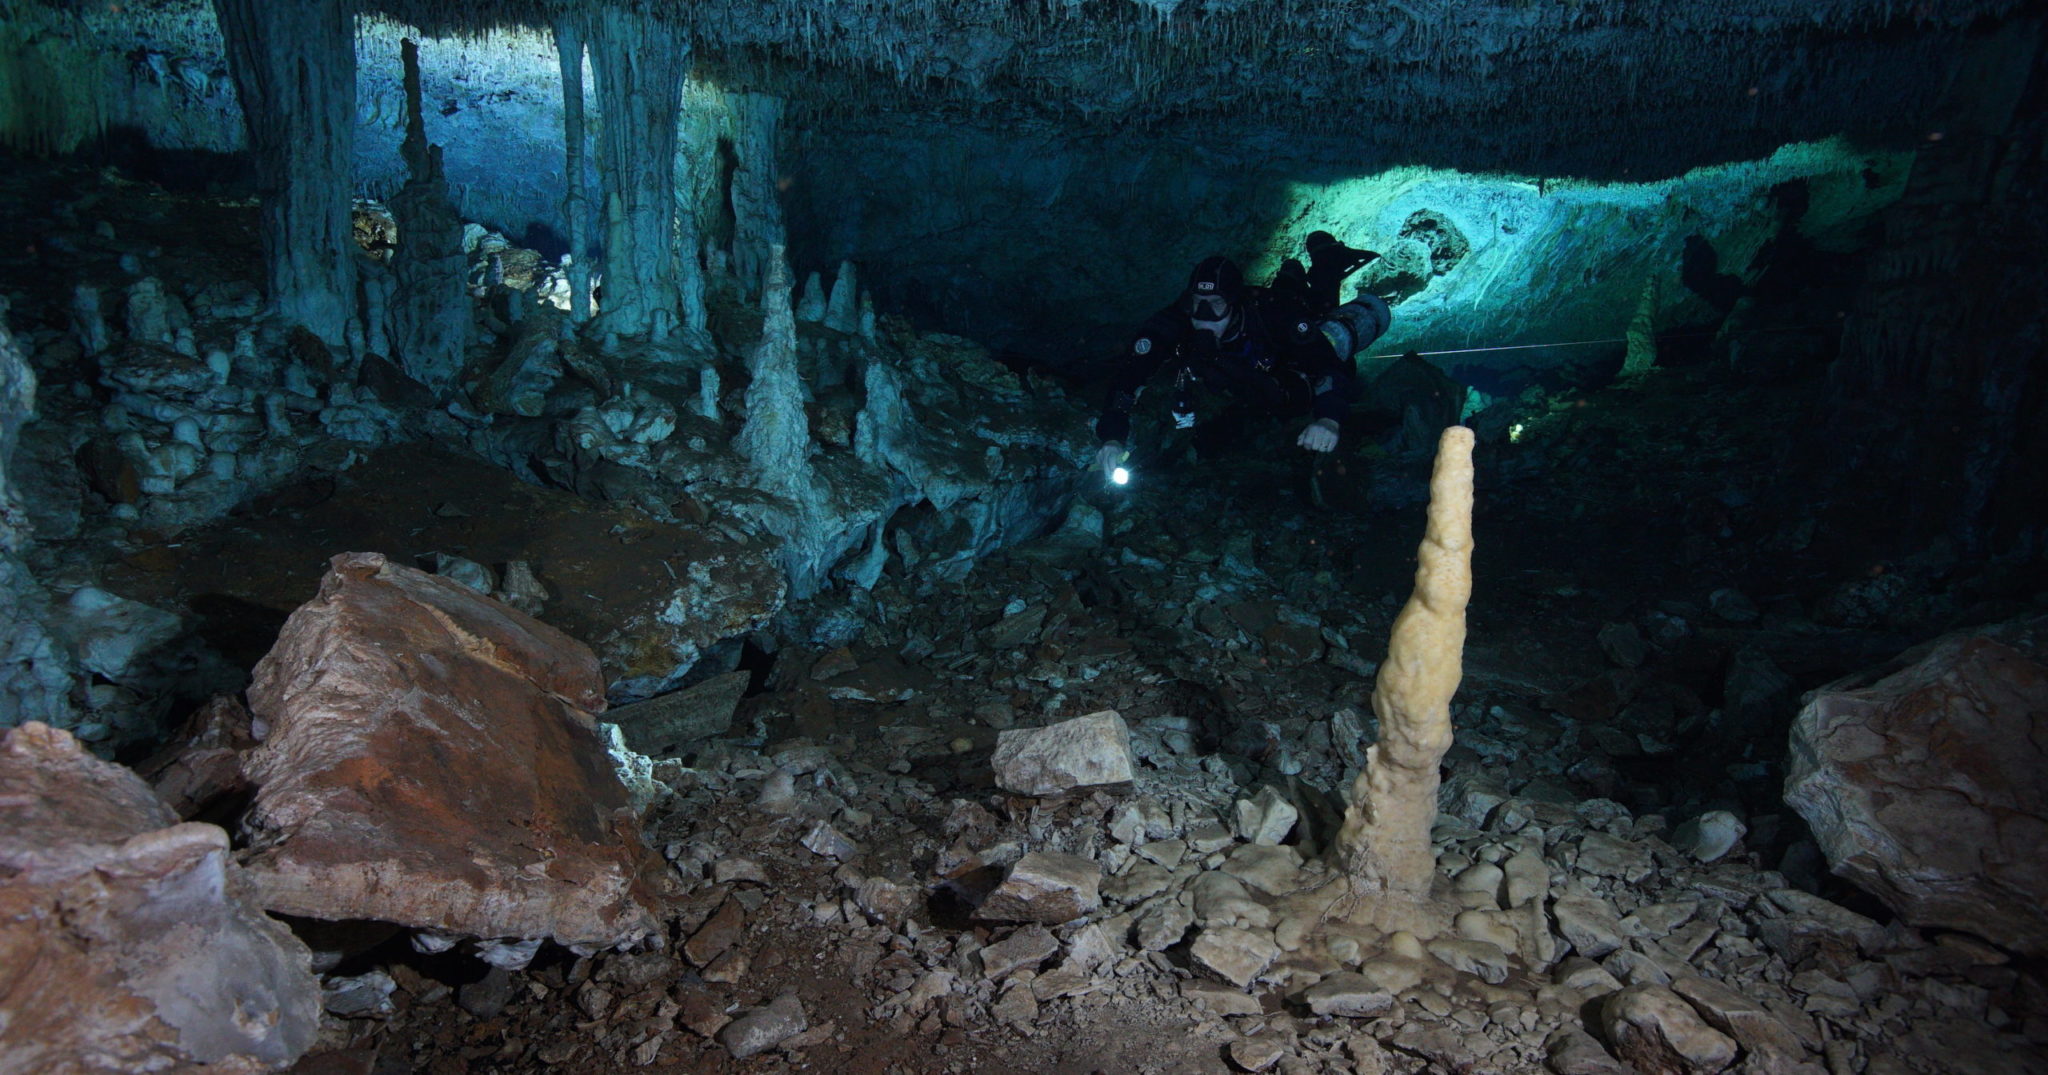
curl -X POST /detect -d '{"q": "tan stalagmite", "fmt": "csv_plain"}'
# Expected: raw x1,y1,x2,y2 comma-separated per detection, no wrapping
1334,425,1474,901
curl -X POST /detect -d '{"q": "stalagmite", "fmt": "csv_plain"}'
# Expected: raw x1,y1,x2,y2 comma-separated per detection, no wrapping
385,38,469,392
212,0,356,347
1622,276,1659,378
824,260,861,333
735,247,813,494
1334,425,1475,903
795,270,828,322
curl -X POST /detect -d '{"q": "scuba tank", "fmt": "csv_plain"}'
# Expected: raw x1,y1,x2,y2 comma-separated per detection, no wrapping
1310,293,1392,365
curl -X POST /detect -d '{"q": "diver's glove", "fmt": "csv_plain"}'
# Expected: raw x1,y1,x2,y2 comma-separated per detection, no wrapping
1297,418,1340,453
1096,441,1129,483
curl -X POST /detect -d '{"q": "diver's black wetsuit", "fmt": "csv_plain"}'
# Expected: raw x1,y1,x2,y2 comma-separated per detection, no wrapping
1095,285,1357,445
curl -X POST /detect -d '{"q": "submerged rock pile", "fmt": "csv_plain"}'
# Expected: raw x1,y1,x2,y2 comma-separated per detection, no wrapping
270,423,2039,1073
0,162,1090,747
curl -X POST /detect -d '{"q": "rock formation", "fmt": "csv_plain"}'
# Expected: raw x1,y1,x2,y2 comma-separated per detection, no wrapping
1334,425,1474,906
0,722,320,1073
239,552,667,950
1785,615,2048,957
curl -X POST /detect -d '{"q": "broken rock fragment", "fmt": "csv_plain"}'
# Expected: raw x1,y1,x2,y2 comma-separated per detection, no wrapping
719,992,808,1060
239,552,666,950
991,709,1135,796
976,850,1102,924
1302,972,1395,1017
0,722,320,1073
979,924,1060,980
1191,926,1281,989
1600,983,1738,1074
606,668,751,755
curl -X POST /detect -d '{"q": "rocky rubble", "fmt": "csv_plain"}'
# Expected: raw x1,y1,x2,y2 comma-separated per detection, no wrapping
1,161,1088,746
254,423,2043,1073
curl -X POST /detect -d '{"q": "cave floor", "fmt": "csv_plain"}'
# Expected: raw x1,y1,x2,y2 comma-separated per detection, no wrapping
102,357,2033,1073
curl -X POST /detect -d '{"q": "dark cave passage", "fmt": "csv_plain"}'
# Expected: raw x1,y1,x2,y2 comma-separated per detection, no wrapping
1,2,2045,1073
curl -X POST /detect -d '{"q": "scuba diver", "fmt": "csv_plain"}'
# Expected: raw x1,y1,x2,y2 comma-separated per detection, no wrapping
1272,230,1381,314
1093,255,1391,484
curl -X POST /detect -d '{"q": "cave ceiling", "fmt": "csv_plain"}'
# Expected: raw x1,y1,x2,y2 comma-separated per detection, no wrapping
354,0,2035,178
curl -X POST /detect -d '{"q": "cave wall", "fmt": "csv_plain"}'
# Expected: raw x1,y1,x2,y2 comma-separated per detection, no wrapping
780,123,1910,369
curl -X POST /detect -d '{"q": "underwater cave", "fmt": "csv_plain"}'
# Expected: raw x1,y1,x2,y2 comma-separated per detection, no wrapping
0,0,2044,1072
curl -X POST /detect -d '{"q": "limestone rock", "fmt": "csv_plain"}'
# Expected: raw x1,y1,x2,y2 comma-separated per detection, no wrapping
1600,983,1738,1074
1191,926,1281,989
1669,974,1812,1068
239,552,665,949
607,669,752,755
1221,843,1305,896
1554,886,1633,958
1755,888,1885,961
0,722,320,1073
1597,621,1647,668
1302,972,1395,1017
719,992,807,1060
991,710,1135,796
1235,785,1300,845
1428,937,1512,983
977,851,1102,924
684,898,745,966
1134,898,1194,951
138,693,257,818
1229,1037,1286,1071
1784,617,2048,956
50,584,183,682
980,924,1059,980
1671,810,1746,863
1546,1026,1634,1075
992,979,1039,1026
1182,978,1263,1017
1574,831,1654,882
1503,845,1550,907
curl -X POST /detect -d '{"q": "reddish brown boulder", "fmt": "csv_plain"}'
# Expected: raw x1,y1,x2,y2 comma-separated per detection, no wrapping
239,552,665,949
0,722,320,1073
1785,615,2048,956
139,693,259,818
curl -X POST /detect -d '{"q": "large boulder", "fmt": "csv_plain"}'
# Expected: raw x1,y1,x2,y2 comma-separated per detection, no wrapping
239,552,667,949
1784,615,2048,956
0,722,320,1073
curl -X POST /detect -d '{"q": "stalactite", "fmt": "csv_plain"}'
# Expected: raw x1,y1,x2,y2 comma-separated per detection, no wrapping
213,0,357,348
553,17,593,324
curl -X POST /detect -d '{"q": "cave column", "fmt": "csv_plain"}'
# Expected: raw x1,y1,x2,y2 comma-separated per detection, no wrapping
212,0,357,347
553,17,593,324
727,93,788,303
585,7,702,340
